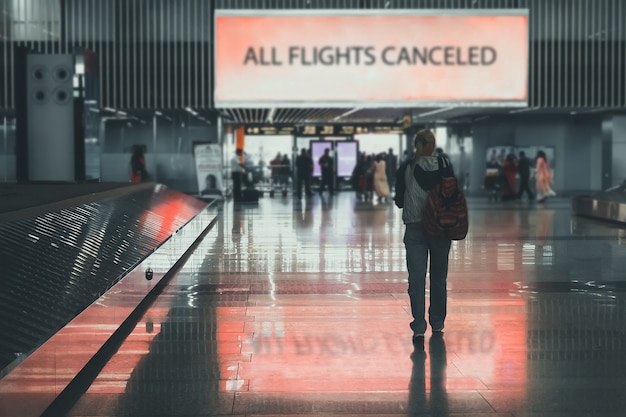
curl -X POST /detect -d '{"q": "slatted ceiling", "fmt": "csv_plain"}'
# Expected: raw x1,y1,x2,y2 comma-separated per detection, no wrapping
319,109,352,121
259,108,269,123
1,0,625,116
273,108,294,123
277,109,310,123
288,109,317,121
301,108,329,122
349,108,413,121
96,0,212,110
218,107,412,124
218,106,616,125
218,108,350,124
308,108,335,121
248,108,257,123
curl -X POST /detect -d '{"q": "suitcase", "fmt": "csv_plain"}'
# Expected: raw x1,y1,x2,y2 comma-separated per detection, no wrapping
240,188,260,202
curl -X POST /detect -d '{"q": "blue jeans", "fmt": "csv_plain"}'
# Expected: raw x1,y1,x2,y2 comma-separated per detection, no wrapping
404,222,452,335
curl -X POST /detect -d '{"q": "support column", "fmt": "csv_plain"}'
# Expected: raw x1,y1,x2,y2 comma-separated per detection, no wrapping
612,116,626,186
601,118,613,190
15,50,86,182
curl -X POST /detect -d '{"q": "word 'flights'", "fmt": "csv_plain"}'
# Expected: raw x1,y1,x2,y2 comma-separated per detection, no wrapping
243,45,498,66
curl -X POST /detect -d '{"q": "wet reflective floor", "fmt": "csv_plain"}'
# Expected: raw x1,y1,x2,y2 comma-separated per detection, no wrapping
66,193,626,417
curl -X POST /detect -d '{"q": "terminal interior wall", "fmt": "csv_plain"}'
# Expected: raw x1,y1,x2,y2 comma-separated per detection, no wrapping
100,116,217,193
470,116,604,196
0,114,618,197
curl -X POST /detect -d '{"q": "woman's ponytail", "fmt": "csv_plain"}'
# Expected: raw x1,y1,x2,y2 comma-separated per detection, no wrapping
411,141,423,170
411,129,435,170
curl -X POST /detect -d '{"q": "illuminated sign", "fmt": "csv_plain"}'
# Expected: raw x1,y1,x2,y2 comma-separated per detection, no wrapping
245,125,296,135
296,124,405,136
215,10,528,107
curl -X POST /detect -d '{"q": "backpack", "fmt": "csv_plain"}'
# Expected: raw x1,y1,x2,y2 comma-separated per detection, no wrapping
393,161,410,208
423,157,468,240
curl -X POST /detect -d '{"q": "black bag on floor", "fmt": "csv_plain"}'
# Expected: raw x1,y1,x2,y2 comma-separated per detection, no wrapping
240,188,260,202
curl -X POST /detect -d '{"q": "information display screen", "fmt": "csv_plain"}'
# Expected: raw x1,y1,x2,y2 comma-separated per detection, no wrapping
336,141,359,178
311,141,333,178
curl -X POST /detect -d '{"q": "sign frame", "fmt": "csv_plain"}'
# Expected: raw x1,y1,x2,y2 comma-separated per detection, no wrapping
214,9,529,108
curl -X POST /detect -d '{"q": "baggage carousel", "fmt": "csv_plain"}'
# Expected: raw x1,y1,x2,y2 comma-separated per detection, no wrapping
572,180,626,224
0,182,219,417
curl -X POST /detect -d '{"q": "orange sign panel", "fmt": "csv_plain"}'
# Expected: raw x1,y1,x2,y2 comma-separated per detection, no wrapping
214,10,528,107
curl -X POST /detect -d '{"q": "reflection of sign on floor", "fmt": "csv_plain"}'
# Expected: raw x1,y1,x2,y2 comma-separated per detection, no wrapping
251,329,495,356
231,294,528,394
252,331,410,356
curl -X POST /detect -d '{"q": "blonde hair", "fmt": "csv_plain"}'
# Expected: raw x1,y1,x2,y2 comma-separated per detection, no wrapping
411,129,436,169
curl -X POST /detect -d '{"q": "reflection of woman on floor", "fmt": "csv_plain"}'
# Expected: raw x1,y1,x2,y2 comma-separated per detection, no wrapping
373,154,390,203
535,150,556,203
408,335,448,416
535,207,554,247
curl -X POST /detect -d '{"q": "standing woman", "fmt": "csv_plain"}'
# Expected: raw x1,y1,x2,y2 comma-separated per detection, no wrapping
399,129,453,343
535,150,556,203
373,153,390,203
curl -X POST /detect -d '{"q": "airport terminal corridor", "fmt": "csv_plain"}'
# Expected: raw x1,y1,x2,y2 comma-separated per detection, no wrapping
65,194,626,417
1,1,626,416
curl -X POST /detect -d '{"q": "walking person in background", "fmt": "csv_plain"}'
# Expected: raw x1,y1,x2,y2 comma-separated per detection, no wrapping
231,148,245,202
396,129,452,343
130,147,148,183
364,154,375,201
435,147,448,160
280,153,291,190
500,153,518,201
270,153,282,187
535,150,556,203
306,149,314,190
351,152,369,201
318,148,335,195
402,149,413,165
516,151,534,200
296,148,313,198
386,148,398,193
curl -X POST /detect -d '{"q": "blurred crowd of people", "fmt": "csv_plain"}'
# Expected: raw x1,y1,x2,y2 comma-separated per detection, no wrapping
350,148,398,203
485,149,556,203
229,143,558,205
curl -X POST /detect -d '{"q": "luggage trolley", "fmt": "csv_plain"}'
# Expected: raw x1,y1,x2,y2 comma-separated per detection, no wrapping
483,168,502,201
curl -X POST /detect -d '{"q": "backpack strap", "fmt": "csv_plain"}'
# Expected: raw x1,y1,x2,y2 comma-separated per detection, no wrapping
437,156,444,172
437,156,454,178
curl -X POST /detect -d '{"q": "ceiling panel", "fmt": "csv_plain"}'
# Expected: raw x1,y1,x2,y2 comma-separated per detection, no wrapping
215,105,626,126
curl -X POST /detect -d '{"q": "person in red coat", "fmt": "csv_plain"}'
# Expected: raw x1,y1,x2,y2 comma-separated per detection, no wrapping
130,147,147,183
501,153,518,201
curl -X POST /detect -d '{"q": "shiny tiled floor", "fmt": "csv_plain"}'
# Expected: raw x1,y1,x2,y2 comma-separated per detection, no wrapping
66,193,626,417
